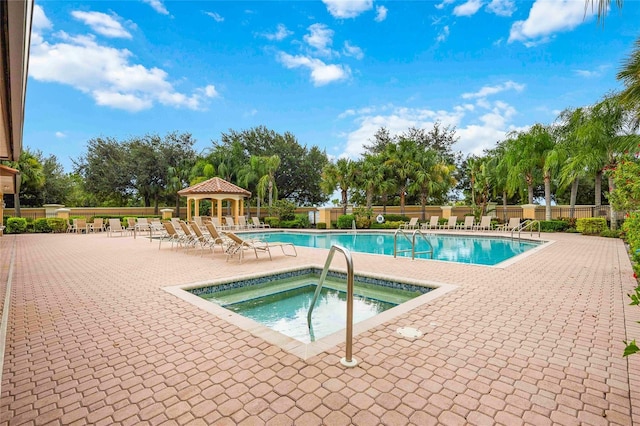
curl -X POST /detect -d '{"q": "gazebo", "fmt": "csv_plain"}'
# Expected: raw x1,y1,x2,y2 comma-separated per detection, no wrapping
177,177,251,225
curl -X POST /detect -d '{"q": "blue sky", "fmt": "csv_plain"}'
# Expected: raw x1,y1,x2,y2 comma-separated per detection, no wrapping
25,0,640,172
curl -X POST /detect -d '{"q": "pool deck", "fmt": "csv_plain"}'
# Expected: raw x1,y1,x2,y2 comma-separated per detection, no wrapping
0,230,639,425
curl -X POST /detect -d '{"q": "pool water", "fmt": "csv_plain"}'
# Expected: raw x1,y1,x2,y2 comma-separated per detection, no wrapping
197,272,426,343
241,231,539,265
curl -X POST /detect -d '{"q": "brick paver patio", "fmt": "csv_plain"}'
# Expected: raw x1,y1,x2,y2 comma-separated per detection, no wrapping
0,231,639,425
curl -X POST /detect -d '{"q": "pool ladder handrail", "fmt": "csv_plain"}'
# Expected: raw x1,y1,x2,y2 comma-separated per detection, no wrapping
307,244,357,367
511,219,541,240
393,228,434,260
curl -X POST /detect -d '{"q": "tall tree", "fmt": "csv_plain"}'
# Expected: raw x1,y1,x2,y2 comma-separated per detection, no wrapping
384,138,420,215
321,158,356,215
257,155,281,210
9,149,45,213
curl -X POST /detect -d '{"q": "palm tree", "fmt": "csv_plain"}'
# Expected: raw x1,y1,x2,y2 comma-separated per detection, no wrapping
10,150,45,217
617,36,640,127
587,0,624,24
410,149,455,220
384,138,419,215
238,156,264,218
166,160,192,217
321,158,355,215
256,155,280,211
357,154,386,209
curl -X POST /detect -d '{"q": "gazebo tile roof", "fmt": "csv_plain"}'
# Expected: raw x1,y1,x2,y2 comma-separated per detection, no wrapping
178,177,251,196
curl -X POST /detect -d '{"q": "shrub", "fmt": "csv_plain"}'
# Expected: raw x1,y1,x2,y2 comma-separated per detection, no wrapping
576,217,607,235
623,212,640,253
539,220,569,232
264,216,280,228
370,221,404,229
33,218,53,233
353,206,373,229
280,214,310,229
316,222,327,229
600,229,622,238
5,217,27,234
273,200,296,221
47,218,68,233
337,214,355,229
382,214,410,223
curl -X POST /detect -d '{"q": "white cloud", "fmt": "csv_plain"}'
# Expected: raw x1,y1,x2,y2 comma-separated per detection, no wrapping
375,6,388,22
486,0,515,17
574,64,610,78
436,25,450,43
453,0,484,17
71,11,132,39
343,41,364,60
304,24,334,57
204,11,224,23
509,0,591,45
435,0,456,10
278,52,350,86
142,0,169,15
322,0,373,18
29,9,216,112
462,80,525,99
55,131,66,138
33,5,52,32
337,89,524,158
262,24,293,41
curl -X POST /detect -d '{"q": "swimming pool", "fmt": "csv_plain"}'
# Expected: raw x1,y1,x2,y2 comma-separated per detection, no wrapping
241,231,541,266
195,270,428,343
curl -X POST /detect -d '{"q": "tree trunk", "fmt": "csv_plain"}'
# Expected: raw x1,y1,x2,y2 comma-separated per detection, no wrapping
595,170,602,208
382,194,387,214
420,191,427,221
400,186,406,215
341,189,348,215
257,197,261,219
366,189,373,209
503,190,508,223
14,173,21,217
175,194,181,218
544,171,551,221
608,175,617,230
569,178,578,219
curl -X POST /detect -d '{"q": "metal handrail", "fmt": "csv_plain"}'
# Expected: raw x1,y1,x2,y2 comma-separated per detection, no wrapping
307,244,357,367
511,219,541,240
394,228,434,260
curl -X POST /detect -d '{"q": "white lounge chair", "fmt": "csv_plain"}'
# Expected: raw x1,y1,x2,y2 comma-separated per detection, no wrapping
496,217,521,232
474,215,492,231
225,232,297,263
457,216,475,230
399,217,419,230
108,218,128,237
421,216,439,230
439,216,458,230
252,217,270,228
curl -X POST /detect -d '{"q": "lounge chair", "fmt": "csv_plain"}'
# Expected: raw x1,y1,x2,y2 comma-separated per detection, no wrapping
204,222,232,253
439,216,458,230
457,216,475,230
73,218,88,234
237,216,250,230
135,217,150,232
108,218,128,237
225,216,238,230
225,232,297,263
421,216,439,230
89,218,105,233
399,217,419,230
474,215,492,231
252,217,270,228
496,217,521,232
159,222,185,249
178,221,203,252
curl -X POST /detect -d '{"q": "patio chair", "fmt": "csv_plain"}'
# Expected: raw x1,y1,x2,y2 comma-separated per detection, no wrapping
107,218,128,237
237,216,251,229
188,222,216,255
473,215,493,231
225,232,297,263
126,218,136,234
421,216,439,230
178,221,203,252
438,216,458,230
89,218,105,233
73,218,87,234
135,217,150,232
457,216,475,230
204,222,232,253
496,217,521,232
399,217,419,230
159,222,187,249
225,216,237,230
252,217,270,228
211,217,224,230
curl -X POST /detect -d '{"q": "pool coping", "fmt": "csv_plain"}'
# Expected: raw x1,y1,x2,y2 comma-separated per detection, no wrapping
163,265,458,360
